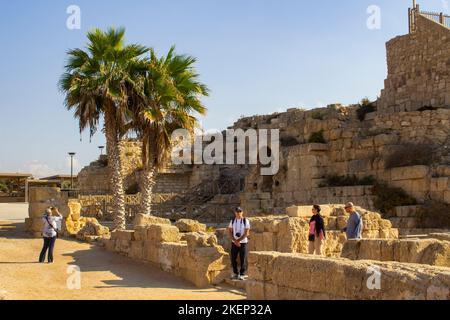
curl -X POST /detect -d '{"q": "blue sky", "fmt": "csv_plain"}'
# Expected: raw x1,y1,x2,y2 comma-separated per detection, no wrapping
0,0,448,177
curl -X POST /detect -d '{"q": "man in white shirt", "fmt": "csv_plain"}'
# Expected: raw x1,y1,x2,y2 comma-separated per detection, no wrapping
228,207,251,280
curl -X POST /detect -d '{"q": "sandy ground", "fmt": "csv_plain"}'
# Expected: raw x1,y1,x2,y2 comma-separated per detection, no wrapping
0,219,245,300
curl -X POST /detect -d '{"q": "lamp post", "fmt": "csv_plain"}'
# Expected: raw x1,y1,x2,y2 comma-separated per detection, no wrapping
68,152,76,190
98,146,105,156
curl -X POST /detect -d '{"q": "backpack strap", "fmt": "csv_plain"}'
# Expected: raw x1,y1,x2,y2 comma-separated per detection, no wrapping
45,216,59,235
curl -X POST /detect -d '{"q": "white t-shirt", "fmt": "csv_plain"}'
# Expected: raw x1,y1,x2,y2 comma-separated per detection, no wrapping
228,218,251,244
42,215,62,238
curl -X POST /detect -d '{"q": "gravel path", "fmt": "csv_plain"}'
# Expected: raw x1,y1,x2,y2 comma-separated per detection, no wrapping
0,221,245,300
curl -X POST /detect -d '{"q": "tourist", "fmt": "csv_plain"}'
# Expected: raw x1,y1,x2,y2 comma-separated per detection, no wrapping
342,202,363,240
308,205,326,255
39,207,62,264
228,207,251,281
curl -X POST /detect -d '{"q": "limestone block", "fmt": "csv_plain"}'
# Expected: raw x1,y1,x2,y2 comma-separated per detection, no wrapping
336,216,348,230
286,205,331,217
28,202,52,218
103,239,116,252
175,219,207,233
262,232,276,251
134,214,171,227
246,281,265,300
27,218,45,233
77,220,109,239
430,177,449,192
444,191,450,204
147,224,181,243
391,165,429,181
134,226,148,241
374,134,398,146
111,230,135,241
28,187,61,203
115,239,131,255
184,232,218,248
129,241,144,260
66,200,81,220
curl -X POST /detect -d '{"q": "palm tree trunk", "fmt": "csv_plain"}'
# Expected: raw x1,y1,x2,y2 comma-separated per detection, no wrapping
140,167,156,215
104,110,127,231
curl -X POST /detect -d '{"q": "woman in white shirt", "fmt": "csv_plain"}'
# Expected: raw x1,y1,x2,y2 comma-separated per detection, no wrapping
39,207,62,264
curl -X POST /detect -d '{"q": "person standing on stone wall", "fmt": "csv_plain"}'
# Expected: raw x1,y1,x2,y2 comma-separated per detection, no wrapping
228,207,251,281
308,205,326,255
342,202,363,240
39,207,62,264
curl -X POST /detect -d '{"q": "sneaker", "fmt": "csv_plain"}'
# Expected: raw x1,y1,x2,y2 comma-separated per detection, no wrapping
238,275,246,281
231,274,239,280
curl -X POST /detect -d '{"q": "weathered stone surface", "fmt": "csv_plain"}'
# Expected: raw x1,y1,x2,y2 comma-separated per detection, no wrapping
175,219,207,233
286,205,332,217
342,239,450,267
184,232,218,248
111,230,135,241
147,224,181,243
76,220,110,241
391,166,429,181
28,187,62,203
247,252,450,300
134,214,171,227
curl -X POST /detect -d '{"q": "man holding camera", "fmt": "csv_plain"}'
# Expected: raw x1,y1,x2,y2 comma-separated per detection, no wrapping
228,207,251,281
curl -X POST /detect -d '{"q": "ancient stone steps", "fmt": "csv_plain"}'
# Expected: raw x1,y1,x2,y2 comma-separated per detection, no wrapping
224,278,247,290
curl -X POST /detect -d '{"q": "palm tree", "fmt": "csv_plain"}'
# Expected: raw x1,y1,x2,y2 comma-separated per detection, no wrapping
134,47,209,215
59,27,149,230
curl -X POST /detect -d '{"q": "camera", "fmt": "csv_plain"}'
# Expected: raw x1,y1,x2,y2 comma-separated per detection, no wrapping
235,232,242,238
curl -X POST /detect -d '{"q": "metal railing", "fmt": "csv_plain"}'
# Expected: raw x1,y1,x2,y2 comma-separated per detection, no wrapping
409,5,450,33
420,10,450,28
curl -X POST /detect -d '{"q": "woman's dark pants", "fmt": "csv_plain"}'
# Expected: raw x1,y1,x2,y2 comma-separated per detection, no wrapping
39,237,56,263
231,242,248,276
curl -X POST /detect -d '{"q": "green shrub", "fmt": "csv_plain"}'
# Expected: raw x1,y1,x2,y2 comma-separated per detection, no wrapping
385,143,434,169
311,111,325,120
417,201,450,228
356,97,376,121
0,181,8,193
372,182,417,214
308,130,326,144
322,175,376,187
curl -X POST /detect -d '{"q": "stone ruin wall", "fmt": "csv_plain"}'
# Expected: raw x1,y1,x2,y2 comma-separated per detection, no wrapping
238,107,450,215
246,252,450,300
76,12,450,227
342,238,450,267
378,15,450,113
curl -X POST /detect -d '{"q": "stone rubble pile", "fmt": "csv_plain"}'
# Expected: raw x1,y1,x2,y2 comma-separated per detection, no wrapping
102,217,229,287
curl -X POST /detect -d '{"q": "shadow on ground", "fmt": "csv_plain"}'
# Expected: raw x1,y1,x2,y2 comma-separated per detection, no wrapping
63,243,244,296
0,222,32,240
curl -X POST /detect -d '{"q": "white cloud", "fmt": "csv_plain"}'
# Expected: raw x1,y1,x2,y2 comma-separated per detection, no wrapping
22,161,57,179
